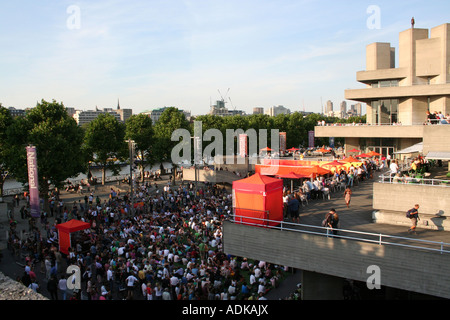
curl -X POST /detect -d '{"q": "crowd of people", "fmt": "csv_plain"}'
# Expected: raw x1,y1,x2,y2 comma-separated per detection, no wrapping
426,110,450,125
9,179,289,300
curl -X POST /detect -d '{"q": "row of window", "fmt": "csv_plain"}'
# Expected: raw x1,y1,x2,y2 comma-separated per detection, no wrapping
371,80,399,88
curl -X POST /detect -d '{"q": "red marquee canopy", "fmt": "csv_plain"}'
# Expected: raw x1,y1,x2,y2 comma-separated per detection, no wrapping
56,219,91,254
232,173,283,227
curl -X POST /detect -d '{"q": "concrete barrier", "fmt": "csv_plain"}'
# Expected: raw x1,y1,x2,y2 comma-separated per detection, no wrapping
373,182,450,230
182,168,243,184
223,221,450,299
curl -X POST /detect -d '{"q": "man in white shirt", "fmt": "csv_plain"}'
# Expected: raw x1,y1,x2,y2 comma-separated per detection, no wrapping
390,160,399,175
58,276,67,300
106,266,114,290
162,288,172,300
126,273,138,299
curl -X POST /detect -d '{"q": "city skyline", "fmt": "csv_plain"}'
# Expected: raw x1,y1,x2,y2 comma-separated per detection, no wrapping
1,0,449,115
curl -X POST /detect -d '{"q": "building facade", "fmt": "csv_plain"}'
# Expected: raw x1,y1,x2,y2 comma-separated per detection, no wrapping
73,108,121,126
143,107,191,124
209,100,245,117
264,105,290,116
316,23,450,159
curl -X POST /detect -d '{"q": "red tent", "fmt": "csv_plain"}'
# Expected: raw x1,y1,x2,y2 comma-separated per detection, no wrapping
232,173,283,227
275,172,310,179
56,219,91,254
302,165,331,177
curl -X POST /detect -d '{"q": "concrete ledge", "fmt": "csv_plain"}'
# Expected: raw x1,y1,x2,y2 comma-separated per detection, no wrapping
373,182,450,217
372,210,450,231
223,221,450,299
0,272,47,300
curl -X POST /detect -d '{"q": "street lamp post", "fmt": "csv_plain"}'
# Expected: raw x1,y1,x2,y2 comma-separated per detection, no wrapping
191,136,201,192
127,139,135,215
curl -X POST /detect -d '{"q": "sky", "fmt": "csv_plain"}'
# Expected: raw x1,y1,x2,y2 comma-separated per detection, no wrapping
0,0,449,116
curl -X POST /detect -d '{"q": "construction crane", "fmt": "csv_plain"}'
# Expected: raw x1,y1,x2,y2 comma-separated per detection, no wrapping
218,88,230,104
229,96,236,110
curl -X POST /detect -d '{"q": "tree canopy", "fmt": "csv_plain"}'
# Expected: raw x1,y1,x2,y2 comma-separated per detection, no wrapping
125,114,154,181
84,113,128,184
5,100,85,207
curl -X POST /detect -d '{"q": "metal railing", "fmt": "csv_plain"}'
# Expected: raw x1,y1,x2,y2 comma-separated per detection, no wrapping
378,173,450,187
319,122,428,127
230,214,450,255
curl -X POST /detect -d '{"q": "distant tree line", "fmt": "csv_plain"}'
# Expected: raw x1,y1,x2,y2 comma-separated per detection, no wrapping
0,99,365,202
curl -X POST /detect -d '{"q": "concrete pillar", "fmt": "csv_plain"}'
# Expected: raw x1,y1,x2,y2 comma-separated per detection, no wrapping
301,270,344,300
344,137,360,155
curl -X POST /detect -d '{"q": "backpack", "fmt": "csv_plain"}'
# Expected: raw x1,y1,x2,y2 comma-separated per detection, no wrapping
406,209,417,218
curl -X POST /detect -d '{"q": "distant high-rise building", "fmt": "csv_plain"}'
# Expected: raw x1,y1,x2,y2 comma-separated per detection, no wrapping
253,107,264,114
355,103,362,117
209,100,245,117
325,100,333,114
340,101,347,118
265,105,290,116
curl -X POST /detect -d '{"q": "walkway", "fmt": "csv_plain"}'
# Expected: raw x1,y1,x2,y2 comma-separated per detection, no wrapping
295,171,450,243
259,170,450,299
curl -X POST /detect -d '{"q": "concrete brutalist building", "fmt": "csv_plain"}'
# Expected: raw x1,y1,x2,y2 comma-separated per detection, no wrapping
316,23,450,161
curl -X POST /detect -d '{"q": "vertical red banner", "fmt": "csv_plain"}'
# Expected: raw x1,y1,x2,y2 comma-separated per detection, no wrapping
26,145,40,218
279,132,286,154
308,131,315,148
239,134,247,157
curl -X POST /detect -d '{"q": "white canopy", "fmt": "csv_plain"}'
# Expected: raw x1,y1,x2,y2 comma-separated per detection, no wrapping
394,142,423,154
426,151,450,160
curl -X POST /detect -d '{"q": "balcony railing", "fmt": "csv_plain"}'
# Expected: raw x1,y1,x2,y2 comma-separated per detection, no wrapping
229,214,450,254
317,122,449,127
378,173,450,187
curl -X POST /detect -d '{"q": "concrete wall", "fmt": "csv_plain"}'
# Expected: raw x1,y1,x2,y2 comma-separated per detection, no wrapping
223,221,450,299
373,182,450,216
315,124,423,139
182,168,242,184
423,125,450,153
373,182,450,230
366,42,394,70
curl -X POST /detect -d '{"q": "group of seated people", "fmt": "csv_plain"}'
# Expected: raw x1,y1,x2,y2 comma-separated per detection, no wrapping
426,111,450,125
282,160,378,206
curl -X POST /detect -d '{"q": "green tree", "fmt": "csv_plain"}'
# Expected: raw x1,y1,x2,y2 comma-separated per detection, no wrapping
6,99,85,210
286,112,307,148
84,113,127,185
125,114,154,182
0,105,14,201
153,107,190,184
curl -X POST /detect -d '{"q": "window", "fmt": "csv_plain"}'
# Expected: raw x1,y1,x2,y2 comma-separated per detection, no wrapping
371,99,399,124
372,80,398,88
